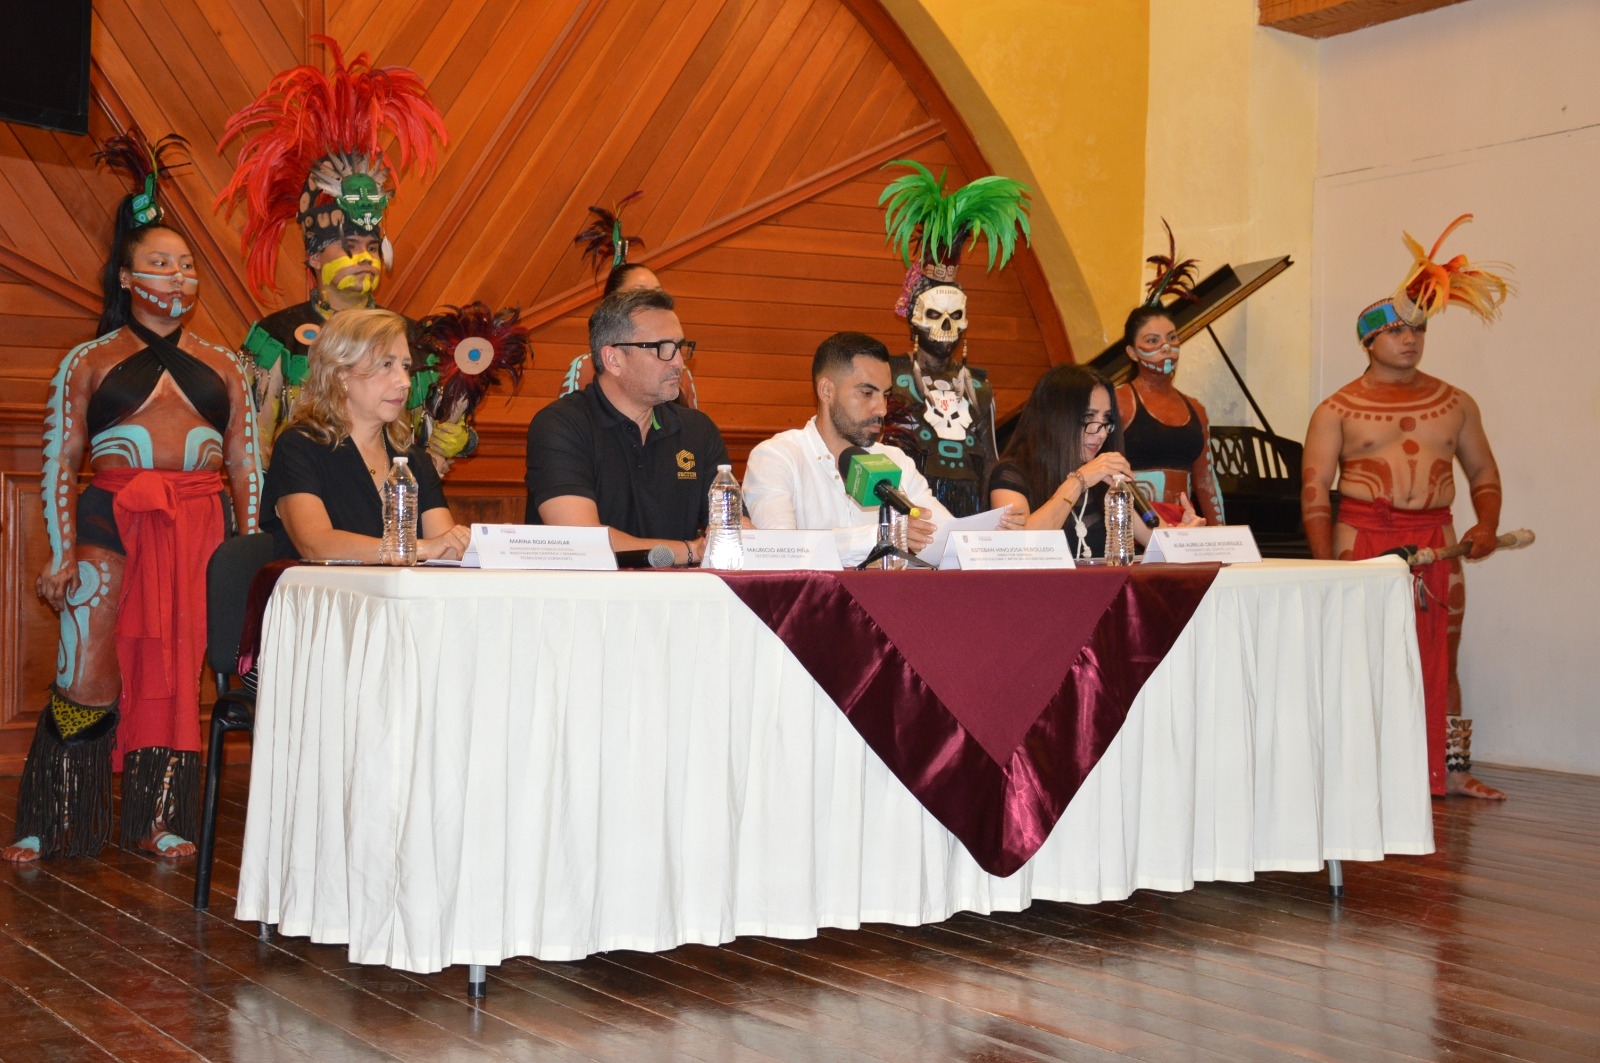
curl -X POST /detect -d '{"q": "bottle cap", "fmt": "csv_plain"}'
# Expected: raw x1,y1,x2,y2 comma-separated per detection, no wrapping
394,456,408,465
717,464,731,471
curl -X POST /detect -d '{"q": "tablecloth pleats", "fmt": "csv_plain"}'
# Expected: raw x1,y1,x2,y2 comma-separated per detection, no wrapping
236,560,1430,972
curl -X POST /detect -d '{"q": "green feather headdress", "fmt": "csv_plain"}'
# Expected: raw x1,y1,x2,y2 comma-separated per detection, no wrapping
879,159,1030,316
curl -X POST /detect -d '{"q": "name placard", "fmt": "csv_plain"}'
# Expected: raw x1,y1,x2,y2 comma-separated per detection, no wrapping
918,506,1009,566
1142,525,1262,565
468,524,617,571
739,530,844,571
943,530,1075,570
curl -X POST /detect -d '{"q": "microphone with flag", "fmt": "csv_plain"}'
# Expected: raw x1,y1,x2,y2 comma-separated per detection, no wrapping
837,447,922,517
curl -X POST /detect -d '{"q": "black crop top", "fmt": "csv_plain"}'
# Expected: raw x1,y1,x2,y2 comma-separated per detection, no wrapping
87,322,231,437
1122,386,1204,472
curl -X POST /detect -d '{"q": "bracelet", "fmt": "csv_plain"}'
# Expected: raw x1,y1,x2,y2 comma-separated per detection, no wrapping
682,540,696,566
1069,470,1088,497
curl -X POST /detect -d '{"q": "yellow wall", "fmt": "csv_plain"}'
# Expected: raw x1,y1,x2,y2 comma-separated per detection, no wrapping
887,1,1319,437
882,0,1150,356
1144,0,1318,439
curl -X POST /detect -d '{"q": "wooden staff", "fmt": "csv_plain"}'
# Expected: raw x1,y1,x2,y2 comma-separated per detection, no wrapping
1394,528,1535,567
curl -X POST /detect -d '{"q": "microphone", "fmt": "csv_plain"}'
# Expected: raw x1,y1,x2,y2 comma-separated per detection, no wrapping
614,544,677,569
1126,477,1161,527
838,447,922,517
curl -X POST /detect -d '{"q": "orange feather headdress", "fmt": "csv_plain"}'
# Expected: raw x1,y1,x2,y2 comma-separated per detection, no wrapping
1358,214,1512,344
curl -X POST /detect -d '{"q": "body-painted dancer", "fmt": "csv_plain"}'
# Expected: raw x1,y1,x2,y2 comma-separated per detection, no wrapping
5,133,260,863
1113,226,1224,525
1302,214,1511,799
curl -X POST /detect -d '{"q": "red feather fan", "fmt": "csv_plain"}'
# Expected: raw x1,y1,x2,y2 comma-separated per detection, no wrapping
215,36,446,297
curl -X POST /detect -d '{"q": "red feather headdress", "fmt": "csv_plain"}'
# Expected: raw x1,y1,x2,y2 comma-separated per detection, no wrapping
215,36,446,298
414,302,530,423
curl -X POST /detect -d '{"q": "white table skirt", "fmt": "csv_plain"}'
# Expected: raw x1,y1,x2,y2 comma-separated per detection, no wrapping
235,559,1432,973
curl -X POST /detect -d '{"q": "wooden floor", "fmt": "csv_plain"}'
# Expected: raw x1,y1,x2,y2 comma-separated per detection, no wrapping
1,764,1596,1062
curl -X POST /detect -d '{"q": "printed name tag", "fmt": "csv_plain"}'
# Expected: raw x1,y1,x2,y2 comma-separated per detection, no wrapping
468,524,617,570
944,530,1075,570
739,530,844,571
1142,526,1262,564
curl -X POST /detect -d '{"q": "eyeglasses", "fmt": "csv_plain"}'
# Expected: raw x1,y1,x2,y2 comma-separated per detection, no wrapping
1082,419,1115,437
614,339,696,362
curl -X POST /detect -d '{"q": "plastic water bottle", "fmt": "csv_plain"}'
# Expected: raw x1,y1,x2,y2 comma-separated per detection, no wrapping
701,464,744,570
878,507,910,570
380,456,418,566
1104,475,1135,566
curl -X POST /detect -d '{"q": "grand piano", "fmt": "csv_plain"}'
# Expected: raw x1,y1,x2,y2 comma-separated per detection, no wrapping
1002,255,1312,557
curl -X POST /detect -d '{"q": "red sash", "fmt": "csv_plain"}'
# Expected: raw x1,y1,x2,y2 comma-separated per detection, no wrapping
1338,496,1453,795
96,468,224,769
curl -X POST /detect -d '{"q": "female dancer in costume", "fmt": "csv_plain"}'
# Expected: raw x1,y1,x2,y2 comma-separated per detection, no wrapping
260,308,470,562
5,137,260,863
1114,305,1226,526
989,364,1199,560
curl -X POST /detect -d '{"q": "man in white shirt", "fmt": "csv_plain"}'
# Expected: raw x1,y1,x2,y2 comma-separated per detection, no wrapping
745,332,1020,565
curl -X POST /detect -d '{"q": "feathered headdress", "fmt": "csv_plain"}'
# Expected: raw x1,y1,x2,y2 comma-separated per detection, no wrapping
574,190,646,279
95,129,193,335
95,129,190,229
215,36,446,298
412,302,530,424
1142,219,1199,308
879,160,1030,317
1358,214,1513,344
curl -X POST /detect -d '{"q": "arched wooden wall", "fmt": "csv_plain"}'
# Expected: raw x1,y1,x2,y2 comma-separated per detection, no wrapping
0,0,1071,769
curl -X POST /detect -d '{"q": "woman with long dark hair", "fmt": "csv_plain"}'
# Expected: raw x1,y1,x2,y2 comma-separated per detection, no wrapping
1114,305,1225,525
988,364,1199,560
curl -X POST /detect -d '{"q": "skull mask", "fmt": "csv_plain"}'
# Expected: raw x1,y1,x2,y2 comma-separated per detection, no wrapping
910,283,968,366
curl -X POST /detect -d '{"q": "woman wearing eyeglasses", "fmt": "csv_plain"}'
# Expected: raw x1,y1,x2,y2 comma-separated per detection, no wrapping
988,364,1200,561
1113,306,1225,525
260,308,472,562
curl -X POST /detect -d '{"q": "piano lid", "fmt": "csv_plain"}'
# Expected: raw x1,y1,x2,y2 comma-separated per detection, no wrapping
1087,254,1293,387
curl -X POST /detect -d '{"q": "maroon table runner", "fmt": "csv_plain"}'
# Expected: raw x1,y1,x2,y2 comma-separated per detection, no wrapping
719,565,1219,876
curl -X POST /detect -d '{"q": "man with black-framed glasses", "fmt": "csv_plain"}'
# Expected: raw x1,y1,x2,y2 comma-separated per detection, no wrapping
525,288,734,566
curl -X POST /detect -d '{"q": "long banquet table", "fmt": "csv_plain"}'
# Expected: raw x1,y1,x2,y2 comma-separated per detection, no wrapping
236,559,1433,975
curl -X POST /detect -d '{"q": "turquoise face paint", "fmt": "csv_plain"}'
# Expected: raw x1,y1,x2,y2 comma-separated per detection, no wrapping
128,271,199,320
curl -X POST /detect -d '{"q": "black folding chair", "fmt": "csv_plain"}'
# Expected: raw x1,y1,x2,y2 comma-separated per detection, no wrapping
193,532,277,911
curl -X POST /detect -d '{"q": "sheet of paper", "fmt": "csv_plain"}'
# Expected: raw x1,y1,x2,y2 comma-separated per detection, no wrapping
1142,525,1262,564
470,523,617,571
947,530,1075,570
919,506,1008,567
739,530,844,571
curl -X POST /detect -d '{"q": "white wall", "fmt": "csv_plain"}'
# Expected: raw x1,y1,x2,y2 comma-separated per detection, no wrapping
1315,0,1600,775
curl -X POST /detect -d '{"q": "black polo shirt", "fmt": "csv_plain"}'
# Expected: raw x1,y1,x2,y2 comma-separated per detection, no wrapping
524,379,731,539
